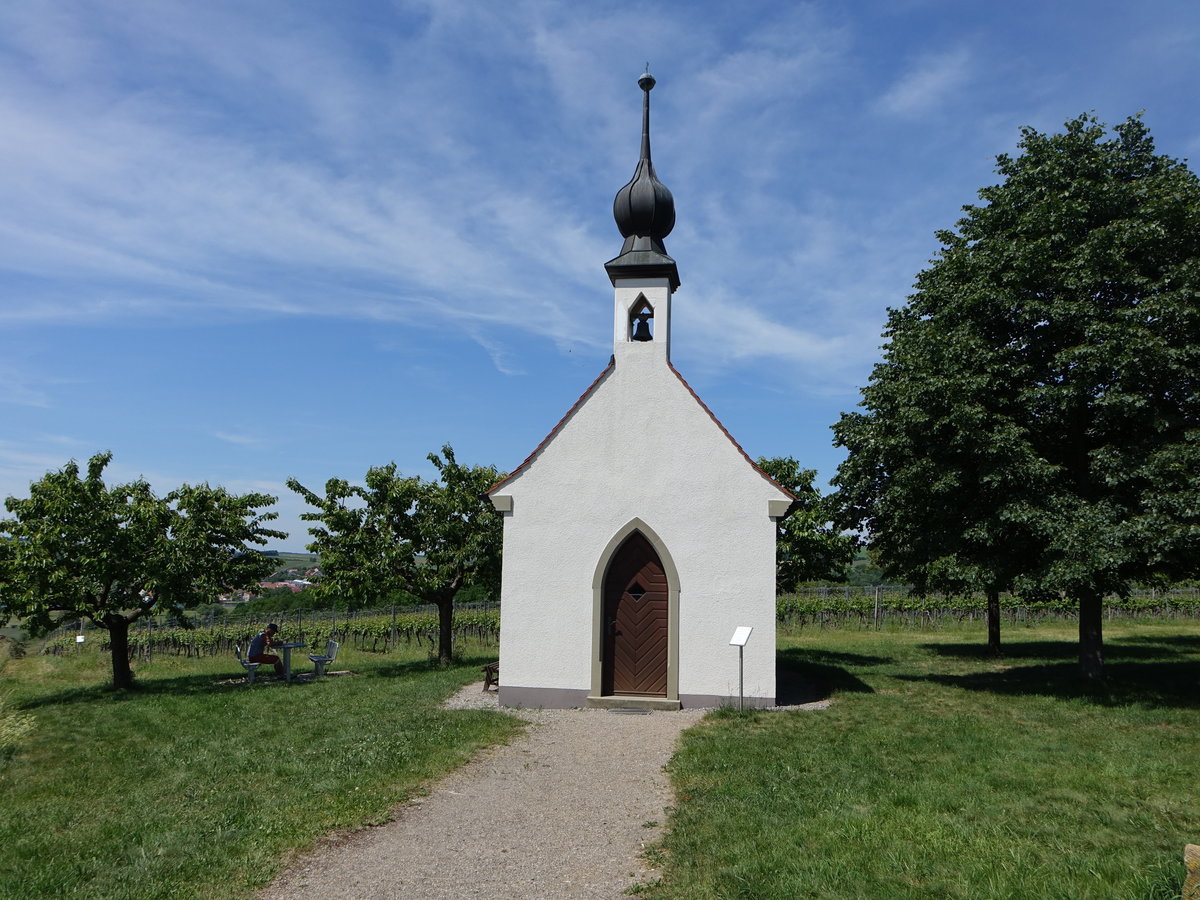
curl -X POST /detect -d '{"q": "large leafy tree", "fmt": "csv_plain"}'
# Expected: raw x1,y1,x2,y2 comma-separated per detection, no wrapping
287,445,503,665
832,114,1200,680
830,304,1035,655
756,457,855,591
0,452,284,689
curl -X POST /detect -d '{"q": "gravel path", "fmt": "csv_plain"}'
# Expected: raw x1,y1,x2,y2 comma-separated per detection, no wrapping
260,684,708,899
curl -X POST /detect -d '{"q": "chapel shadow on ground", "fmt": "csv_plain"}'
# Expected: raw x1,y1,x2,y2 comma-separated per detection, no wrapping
775,647,880,703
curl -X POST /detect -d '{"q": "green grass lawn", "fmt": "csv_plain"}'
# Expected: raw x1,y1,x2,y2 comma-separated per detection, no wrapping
5,622,1197,899
0,640,515,899
645,621,1199,900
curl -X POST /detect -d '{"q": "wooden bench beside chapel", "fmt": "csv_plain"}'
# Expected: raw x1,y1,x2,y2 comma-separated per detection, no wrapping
482,662,499,692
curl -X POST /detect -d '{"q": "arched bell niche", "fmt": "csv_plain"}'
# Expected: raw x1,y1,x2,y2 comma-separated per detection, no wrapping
628,294,654,342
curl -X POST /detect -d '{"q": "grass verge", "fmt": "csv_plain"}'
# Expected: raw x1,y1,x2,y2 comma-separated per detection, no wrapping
0,641,515,899
644,621,1199,899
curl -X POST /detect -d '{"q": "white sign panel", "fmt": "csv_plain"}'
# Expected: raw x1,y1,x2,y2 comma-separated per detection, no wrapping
729,626,753,647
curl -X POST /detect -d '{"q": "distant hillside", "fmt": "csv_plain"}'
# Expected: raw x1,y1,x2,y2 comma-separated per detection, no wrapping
261,551,319,566
260,551,320,584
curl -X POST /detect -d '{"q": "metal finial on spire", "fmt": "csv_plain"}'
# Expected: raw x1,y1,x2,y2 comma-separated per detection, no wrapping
638,68,655,161
638,64,656,93
605,70,679,290
612,70,674,242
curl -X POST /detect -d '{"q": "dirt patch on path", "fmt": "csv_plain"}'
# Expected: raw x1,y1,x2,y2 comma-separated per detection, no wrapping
260,684,707,899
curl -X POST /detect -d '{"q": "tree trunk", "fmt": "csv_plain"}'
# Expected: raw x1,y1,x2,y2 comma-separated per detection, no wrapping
106,615,135,690
986,588,1002,656
1078,588,1104,682
436,595,454,666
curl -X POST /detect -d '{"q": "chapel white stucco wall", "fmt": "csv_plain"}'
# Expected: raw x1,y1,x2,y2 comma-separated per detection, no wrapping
492,316,789,708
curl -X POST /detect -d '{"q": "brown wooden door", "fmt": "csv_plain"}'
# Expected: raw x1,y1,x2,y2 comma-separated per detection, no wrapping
602,532,668,697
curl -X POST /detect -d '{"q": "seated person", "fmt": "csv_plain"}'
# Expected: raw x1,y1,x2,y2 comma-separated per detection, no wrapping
248,623,285,677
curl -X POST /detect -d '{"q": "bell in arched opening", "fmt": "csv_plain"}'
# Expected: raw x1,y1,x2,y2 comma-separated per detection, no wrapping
630,300,654,342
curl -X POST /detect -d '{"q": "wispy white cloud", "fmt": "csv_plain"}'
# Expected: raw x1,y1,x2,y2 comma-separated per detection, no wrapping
0,442,76,486
463,327,525,377
1,0,1198,519
688,13,847,117
685,288,846,364
0,7,527,313
213,431,266,448
0,364,52,407
34,433,84,447
875,47,972,118
0,0,919,400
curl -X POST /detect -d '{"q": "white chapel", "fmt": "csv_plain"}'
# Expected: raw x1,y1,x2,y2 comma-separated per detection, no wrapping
488,72,794,709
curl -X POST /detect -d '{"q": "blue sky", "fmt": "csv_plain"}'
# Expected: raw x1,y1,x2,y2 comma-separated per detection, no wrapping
2,1,1199,550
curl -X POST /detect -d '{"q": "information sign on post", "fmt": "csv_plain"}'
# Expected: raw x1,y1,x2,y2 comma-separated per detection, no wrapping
729,626,753,710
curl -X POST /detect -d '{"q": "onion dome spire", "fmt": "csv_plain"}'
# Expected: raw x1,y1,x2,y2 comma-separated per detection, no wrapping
605,69,680,290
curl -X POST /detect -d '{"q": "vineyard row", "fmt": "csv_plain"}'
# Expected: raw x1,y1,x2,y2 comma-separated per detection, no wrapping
42,589,1200,658
43,610,500,658
778,588,1200,628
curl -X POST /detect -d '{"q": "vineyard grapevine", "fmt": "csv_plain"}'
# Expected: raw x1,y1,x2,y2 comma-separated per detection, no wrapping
40,587,1200,657
42,609,500,658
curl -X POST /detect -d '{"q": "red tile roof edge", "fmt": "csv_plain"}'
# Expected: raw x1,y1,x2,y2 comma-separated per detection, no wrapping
667,362,797,501
487,358,616,495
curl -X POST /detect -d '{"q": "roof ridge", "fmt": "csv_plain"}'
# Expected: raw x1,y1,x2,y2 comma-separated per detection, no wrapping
489,358,795,502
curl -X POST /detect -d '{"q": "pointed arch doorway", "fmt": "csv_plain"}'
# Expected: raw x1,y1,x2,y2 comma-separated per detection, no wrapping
602,531,669,697
590,519,681,709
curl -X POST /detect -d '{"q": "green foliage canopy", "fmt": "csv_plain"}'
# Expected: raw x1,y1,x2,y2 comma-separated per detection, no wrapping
287,444,503,665
832,114,1200,679
755,456,855,591
0,452,284,688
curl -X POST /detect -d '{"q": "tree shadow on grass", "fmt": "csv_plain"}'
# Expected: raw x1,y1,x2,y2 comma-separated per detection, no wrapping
369,652,497,681
922,639,1077,661
896,658,1200,709
776,647,881,703
921,638,1192,663
19,651,502,709
1118,632,1200,650
18,670,259,709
